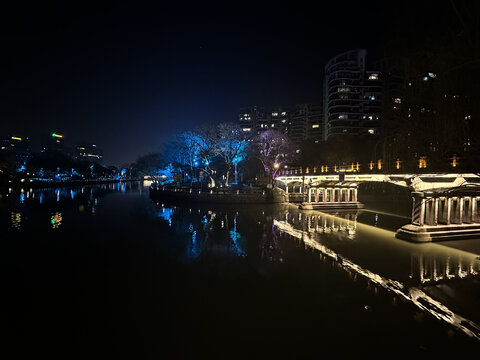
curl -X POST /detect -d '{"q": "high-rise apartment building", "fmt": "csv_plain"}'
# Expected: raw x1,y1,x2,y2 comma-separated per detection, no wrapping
238,103,322,146
323,49,381,140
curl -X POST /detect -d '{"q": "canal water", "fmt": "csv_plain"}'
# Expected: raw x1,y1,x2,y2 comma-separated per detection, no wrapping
2,182,480,357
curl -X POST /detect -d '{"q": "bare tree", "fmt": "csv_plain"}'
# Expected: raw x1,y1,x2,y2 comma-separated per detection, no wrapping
216,122,248,186
191,124,218,187
254,130,296,184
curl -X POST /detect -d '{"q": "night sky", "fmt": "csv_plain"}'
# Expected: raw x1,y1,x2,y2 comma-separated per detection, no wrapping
2,2,392,165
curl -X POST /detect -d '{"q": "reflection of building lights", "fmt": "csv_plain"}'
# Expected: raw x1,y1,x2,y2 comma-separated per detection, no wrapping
377,160,382,170
51,212,63,229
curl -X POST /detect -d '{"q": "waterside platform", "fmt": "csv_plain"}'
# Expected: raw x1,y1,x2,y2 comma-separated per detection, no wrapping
149,185,287,204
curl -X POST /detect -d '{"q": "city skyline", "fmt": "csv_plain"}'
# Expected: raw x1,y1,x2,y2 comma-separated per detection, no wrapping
1,2,473,165
1,2,389,165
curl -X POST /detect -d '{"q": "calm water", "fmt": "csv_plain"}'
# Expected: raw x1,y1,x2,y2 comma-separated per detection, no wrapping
2,182,480,357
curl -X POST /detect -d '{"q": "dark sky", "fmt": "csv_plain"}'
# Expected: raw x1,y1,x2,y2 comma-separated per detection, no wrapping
1,1,392,165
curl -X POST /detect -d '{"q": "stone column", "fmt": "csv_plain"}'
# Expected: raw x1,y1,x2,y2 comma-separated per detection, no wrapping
459,197,464,224
412,195,425,226
446,197,451,225
434,198,439,225
473,198,478,223
315,189,319,203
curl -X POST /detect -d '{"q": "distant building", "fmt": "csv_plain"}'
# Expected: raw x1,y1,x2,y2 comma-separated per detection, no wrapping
238,106,267,135
238,103,322,146
42,132,66,153
0,135,31,168
323,49,381,140
74,143,103,161
291,103,323,144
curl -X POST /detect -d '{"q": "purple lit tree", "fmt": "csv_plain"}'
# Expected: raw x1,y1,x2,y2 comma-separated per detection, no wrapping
254,130,296,184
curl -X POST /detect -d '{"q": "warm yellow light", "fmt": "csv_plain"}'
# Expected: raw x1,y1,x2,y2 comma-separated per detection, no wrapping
274,163,279,169
369,161,373,170
325,166,329,172
377,160,382,170
11,136,22,141
452,155,457,168
334,165,337,172
305,167,309,174
355,162,360,171
396,159,401,169
418,157,427,169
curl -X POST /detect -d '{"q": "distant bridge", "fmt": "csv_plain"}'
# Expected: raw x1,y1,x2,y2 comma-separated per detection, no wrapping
275,173,480,242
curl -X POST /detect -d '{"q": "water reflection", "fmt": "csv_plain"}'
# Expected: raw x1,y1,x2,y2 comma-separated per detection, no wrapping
1,181,141,231
154,203,248,259
51,212,63,229
11,212,21,229
273,211,480,340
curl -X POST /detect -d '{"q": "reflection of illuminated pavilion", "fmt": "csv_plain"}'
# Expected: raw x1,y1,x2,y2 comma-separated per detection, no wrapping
273,215,480,340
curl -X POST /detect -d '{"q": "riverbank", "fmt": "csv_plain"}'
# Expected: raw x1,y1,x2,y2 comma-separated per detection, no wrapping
149,184,288,204
1,178,140,190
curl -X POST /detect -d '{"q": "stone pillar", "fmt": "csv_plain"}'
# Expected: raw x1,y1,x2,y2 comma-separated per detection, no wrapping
412,195,425,226
473,198,478,223
315,189,319,203
459,197,464,224
434,198,439,225
353,188,357,203
446,197,451,225
285,184,289,194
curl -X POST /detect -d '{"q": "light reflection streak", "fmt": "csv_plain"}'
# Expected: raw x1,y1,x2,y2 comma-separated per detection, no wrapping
273,219,480,341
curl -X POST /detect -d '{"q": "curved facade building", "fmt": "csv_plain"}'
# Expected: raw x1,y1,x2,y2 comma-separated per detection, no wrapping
323,49,381,140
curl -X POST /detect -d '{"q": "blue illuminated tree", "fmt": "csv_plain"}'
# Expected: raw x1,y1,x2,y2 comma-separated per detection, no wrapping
190,124,218,187
216,122,248,186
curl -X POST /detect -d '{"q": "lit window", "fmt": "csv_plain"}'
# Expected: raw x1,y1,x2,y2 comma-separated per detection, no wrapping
423,76,429,81
368,116,373,120
281,111,286,116
394,98,401,104
282,119,286,123
312,124,319,128
338,87,350,92
369,95,376,101
338,114,348,120
243,128,251,131
368,73,379,80
428,72,436,78
272,112,278,117
271,124,275,127
368,129,375,134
